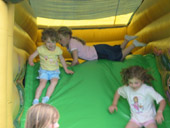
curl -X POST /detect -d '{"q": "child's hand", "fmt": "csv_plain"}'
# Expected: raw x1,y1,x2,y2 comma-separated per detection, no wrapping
109,105,117,113
29,59,34,66
65,69,74,74
155,111,164,124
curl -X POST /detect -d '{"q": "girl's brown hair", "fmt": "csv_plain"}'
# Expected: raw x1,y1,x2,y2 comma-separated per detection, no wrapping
41,28,58,42
25,103,59,128
121,66,154,85
57,26,86,45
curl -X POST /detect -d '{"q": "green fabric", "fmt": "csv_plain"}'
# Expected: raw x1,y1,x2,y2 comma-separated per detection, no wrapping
20,54,170,128
29,0,142,21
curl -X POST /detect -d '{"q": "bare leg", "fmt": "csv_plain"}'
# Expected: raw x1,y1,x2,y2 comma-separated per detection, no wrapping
126,121,140,128
121,40,146,60
121,35,138,49
121,44,135,60
46,78,58,97
35,79,47,99
146,123,157,128
121,39,129,49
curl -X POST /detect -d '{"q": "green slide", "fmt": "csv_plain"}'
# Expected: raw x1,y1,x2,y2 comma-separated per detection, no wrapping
20,54,170,128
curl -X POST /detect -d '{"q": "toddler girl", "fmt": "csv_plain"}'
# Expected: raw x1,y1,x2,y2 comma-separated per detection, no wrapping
29,28,74,105
109,66,166,128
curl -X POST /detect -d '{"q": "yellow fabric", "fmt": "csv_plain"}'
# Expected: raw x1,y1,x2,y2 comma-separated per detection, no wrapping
13,47,29,80
128,0,170,55
7,4,15,128
127,0,170,35
14,23,37,54
0,2,15,128
37,45,62,70
15,1,38,42
0,2,8,127
134,37,170,55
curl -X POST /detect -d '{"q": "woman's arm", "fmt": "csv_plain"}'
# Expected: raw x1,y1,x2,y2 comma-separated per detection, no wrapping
28,50,39,66
71,50,79,66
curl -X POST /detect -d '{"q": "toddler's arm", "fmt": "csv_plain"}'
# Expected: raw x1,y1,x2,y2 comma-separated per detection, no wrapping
109,90,120,113
155,99,166,124
59,55,74,74
28,50,38,66
71,50,79,66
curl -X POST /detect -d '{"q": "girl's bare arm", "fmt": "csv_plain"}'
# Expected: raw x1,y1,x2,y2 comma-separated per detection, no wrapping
59,55,74,74
109,91,120,113
28,50,39,66
71,50,79,66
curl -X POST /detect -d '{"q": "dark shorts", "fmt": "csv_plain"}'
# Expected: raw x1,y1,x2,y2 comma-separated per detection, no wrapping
94,44,122,61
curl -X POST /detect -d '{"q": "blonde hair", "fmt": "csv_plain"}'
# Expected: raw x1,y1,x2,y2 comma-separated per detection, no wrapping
57,26,86,45
25,103,60,128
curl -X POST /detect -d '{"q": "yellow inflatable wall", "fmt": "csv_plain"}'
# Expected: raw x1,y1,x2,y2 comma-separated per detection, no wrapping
0,0,170,127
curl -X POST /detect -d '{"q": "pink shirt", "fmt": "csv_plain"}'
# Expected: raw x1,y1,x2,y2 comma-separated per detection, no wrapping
68,38,98,60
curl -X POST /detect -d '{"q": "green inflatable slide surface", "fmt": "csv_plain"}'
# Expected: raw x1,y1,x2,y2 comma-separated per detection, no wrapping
20,54,170,128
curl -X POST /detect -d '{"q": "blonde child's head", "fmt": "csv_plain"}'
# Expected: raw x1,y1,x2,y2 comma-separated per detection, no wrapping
42,28,58,42
25,103,60,128
121,66,154,85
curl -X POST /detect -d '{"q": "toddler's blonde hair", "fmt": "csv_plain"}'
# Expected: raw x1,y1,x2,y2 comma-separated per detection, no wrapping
25,103,59,128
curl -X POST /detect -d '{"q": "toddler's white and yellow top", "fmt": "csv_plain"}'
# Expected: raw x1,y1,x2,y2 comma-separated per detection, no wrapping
37,45,63,71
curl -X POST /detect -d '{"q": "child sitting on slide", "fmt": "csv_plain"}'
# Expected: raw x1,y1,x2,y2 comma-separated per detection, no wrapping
109,66,166,128
29,28,74,105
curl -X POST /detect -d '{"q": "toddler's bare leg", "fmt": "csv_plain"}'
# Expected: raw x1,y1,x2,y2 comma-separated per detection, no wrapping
146,123,157,128
35,79,47,99
46,78,58,97
126,121,140,128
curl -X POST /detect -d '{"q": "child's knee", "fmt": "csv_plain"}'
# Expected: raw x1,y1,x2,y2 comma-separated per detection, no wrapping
39,80,47,88
38,84,46,89
50,78,58,85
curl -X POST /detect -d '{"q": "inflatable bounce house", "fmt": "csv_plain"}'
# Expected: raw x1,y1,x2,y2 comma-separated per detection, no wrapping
1,0,170,127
